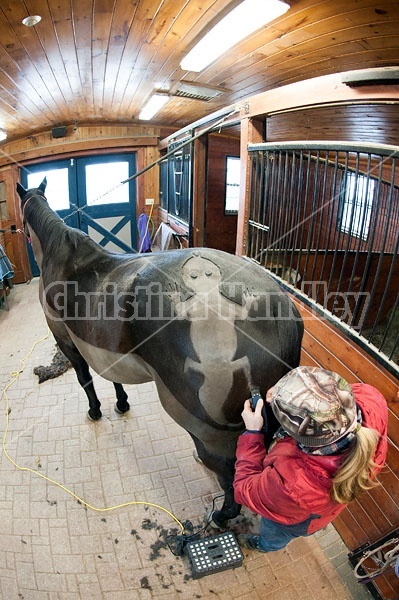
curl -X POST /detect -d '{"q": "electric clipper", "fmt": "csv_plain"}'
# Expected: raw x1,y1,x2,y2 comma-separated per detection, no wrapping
249,385,268,433
250,386,263,410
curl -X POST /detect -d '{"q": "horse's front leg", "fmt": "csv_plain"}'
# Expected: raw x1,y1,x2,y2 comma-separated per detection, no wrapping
190,434,241,528
53,335,102,420
113,382,130,414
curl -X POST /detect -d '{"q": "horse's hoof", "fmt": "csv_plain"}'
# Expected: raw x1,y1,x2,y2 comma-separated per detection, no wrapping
114,402,130,415
87,410,102,421
193,450,204,465
206,510,225,530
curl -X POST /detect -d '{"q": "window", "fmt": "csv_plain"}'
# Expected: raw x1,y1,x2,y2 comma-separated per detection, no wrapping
85,161,130,205
339,172,375,240
225,156,240,214
27,168,70,211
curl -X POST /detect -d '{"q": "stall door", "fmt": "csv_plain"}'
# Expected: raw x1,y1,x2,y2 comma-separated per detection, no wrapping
21,154,137,276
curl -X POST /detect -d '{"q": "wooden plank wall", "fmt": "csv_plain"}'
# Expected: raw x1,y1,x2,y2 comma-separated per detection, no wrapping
266,104,399,147
295,297,399,599
0,166,31,284
205,133,239,254
0,124,165,169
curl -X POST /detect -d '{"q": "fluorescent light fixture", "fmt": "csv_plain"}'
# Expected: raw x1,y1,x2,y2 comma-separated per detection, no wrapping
0,130,7,141
139,94,170,120
181,0,290,72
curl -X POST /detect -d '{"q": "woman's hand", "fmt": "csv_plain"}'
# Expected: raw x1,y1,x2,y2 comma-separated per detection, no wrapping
241,398,264,431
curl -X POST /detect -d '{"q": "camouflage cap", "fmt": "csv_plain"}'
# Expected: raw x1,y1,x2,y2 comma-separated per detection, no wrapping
270,366,357,447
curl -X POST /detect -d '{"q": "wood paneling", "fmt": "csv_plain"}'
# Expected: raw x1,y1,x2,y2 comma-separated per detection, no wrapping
192,136,207,247
0,166,30,284
0,124,163,229
236,117,263,255
266,104,399,146
136,145,160,219
0,1,398,142
296,297,399,599
0,124,162,169
205,133,239,253
298,300,398,403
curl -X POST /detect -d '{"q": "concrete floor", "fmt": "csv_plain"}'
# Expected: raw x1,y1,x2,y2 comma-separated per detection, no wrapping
0,279,373,599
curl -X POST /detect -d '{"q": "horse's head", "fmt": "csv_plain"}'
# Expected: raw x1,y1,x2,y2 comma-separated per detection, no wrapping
17,177,47,213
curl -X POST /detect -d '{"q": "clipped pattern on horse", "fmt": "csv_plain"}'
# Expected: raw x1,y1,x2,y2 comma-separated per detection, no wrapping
17,178,304,526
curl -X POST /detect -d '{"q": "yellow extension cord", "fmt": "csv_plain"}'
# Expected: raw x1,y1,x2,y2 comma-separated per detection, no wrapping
1,329,185,533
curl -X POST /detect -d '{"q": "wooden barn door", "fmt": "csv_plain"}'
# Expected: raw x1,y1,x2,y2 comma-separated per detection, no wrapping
21,154,137,276
75,155,137,253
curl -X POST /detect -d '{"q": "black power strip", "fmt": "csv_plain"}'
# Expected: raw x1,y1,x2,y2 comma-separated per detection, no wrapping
186,531,243,579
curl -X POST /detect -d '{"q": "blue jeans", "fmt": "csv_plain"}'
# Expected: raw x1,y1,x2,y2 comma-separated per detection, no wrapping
257,516,314,552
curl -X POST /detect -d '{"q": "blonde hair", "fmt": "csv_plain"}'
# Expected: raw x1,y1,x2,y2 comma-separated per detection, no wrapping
331,426,380,504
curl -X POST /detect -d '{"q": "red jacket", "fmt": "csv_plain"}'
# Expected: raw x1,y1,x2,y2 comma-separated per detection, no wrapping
233,384,388,534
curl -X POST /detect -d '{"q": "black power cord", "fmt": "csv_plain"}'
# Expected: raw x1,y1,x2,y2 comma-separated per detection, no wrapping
166,494,226,556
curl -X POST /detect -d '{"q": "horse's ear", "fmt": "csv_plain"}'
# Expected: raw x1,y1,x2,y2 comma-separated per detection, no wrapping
16,182,26,199
39,177,47,193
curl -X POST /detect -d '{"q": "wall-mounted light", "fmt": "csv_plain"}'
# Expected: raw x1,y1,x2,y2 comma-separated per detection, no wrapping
180,0,290,72
139,94,170,120
342,67,399,87
22,15,42,27
0,130,7,141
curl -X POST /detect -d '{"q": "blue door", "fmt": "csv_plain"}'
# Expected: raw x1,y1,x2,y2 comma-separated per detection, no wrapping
21,153,137,276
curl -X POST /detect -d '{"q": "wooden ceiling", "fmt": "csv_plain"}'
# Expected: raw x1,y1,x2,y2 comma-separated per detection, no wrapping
0,0,398,142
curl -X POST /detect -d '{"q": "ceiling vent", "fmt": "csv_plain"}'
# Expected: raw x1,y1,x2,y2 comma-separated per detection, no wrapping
171,82,228,102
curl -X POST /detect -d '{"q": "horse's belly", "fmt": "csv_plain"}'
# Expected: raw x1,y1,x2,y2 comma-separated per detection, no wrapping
153,374,240,459
65,325,153,384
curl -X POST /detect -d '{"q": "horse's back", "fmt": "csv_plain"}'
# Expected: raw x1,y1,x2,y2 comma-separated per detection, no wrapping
128,248,303,428
43,246,302,432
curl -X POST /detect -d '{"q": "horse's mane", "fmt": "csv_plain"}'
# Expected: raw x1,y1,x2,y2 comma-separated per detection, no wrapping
26,196,109,260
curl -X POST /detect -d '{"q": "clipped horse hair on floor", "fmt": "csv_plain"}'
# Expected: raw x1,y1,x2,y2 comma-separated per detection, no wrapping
34,346,72,383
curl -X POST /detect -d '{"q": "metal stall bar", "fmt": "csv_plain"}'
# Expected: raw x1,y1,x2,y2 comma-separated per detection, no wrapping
247,141,399,376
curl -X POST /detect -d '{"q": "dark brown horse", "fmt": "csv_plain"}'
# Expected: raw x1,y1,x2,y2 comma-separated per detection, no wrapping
17,178,303,526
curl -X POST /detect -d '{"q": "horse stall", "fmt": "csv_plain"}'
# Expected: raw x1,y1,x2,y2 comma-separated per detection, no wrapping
159,119,241,253
245,141,399,598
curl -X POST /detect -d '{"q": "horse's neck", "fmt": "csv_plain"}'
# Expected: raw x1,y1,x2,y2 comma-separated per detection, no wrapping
26,198,64,237
29,229,44,269
26,199,85,265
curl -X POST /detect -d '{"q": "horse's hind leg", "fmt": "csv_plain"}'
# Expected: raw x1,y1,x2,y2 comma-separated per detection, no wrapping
211,476,240,528
113,383,130,414
190,435,241,528
53,335,102,421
